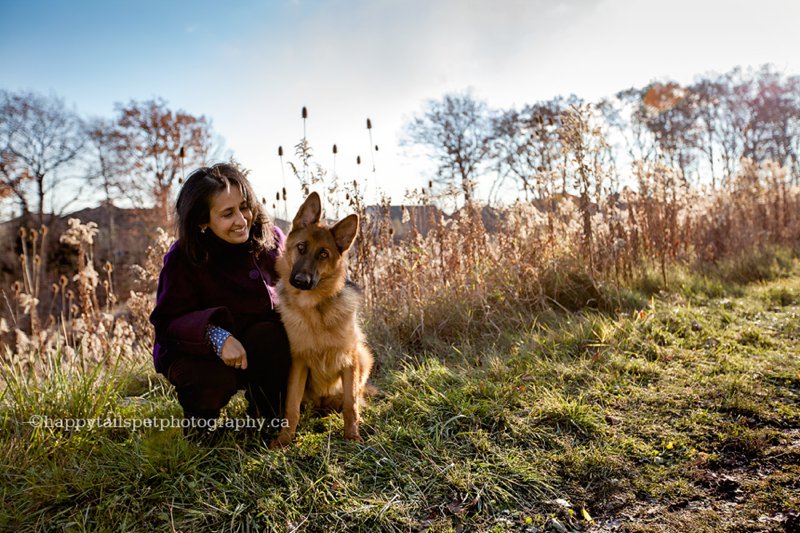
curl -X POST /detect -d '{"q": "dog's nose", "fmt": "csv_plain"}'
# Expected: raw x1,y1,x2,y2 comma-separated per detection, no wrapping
291,272,314,290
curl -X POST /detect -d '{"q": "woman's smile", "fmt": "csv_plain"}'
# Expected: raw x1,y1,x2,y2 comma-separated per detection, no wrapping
204,186,253,244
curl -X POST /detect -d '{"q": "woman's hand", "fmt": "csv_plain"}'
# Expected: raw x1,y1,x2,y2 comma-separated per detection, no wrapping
220,336,248,370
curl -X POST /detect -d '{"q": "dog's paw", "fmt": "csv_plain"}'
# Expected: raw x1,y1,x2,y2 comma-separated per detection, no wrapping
269,431,293,450
344,430,362,442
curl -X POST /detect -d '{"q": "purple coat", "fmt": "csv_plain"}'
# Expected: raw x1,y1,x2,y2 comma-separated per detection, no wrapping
149,227,285,375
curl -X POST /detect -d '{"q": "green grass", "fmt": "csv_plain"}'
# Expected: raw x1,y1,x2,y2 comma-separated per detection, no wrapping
2,260,800,531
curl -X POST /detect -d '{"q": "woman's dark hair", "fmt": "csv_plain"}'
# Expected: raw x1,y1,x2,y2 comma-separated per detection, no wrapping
175,162,275,264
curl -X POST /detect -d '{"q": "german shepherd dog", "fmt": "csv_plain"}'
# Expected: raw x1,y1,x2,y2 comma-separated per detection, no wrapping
270,192,374,448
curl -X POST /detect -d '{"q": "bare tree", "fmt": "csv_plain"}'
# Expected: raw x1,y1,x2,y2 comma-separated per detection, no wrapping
746,66,800,175
114,98,217,220
0,149,33,217
686,77,728,188
0,91,86,330
84,117,136,259
490,107,535,202
404,92,493,206
604,88,658,165
0,90,86,226
713,70,751,186
491,100,566,201
639,82,700,184
691,66,800,187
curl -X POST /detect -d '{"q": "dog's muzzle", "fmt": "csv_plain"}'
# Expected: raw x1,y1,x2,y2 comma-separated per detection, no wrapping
290,272,315,290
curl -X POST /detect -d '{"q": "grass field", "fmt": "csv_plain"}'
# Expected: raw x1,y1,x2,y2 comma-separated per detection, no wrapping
2,261,799,532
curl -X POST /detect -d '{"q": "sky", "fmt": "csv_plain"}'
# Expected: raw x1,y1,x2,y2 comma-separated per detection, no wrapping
2,0,800,217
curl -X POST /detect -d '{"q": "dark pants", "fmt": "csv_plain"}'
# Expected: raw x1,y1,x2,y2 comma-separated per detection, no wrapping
166,320,292,422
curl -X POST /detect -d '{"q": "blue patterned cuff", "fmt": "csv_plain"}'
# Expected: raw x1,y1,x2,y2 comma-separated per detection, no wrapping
205,324,231,357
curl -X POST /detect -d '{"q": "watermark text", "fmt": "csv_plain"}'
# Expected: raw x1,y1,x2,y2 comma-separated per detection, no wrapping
27,414,288,432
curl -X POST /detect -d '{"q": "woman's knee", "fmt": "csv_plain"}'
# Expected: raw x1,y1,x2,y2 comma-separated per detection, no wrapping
168,356,239,415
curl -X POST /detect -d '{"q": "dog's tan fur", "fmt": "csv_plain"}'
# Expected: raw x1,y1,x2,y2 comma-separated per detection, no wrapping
270,192,373,448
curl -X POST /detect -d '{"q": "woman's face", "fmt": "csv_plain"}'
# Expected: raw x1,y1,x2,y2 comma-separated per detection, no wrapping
202,185,253,244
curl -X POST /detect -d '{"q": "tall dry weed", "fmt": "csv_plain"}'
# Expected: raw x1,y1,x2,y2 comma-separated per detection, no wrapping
2,219,159,375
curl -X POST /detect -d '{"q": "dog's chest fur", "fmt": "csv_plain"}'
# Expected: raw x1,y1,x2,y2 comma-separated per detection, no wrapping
277,282,362,361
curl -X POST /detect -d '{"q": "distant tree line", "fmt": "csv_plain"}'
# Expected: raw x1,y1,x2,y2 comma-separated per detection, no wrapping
0,94,218,226
404,64,800,206
3,63,799,222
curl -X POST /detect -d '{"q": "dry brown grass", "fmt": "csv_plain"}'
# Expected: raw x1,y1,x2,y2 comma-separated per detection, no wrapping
2,105,799,373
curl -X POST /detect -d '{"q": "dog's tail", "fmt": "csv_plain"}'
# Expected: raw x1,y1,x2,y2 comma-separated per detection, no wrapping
363,382,378,398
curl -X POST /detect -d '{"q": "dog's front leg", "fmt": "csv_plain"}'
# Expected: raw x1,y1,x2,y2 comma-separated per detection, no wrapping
342,364,361,441
270,359,308,449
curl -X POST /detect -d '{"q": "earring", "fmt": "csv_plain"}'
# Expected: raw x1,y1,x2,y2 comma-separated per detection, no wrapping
200,227,207,234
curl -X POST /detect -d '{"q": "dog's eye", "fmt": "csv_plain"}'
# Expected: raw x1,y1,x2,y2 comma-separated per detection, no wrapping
319,249,329,259
297,242,307,254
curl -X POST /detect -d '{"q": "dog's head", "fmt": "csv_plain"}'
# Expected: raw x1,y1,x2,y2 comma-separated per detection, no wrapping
279,192,358,291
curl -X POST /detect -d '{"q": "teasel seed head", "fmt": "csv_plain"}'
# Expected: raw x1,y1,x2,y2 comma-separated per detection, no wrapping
333,144,338,155
366,118,372,129
278,146,284,157
302,106,308,119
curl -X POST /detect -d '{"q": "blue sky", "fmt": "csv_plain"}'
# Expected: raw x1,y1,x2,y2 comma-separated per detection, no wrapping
3,0,800,215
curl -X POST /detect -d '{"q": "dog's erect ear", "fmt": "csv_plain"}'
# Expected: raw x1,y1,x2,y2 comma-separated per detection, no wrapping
292,192,322,230
330,214,359,253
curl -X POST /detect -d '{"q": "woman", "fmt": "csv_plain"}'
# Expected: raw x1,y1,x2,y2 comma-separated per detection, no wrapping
149,162,290,434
